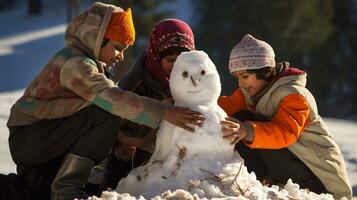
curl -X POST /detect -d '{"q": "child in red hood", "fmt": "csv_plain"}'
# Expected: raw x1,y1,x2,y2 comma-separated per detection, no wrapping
97,18,197,193
219,34,351,199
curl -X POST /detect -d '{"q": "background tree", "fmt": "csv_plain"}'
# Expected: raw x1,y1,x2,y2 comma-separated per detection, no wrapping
27,0,41,15
191,0,357,117
67,0,80,23
308,0,357,116
0,0,17,10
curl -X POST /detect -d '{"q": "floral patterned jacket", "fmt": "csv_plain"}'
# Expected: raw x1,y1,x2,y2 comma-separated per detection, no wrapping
7,2,166,129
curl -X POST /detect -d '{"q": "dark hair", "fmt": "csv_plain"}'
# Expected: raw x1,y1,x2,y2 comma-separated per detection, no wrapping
101,38,109,47
159,47,190,59
246,61,290,81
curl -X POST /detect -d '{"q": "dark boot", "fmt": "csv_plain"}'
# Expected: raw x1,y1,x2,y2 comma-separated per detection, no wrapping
50,153,95,200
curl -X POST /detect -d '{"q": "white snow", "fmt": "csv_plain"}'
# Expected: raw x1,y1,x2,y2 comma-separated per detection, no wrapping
0,1,356,199
0,24,66,56
85,52,351,200
0,90,23,173
116,51,242,198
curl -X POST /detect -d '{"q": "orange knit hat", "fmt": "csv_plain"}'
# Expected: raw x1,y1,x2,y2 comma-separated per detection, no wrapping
104,8,135,46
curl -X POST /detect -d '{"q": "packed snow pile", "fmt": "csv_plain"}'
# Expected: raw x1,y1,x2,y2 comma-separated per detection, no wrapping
89,51,336,200
91,179,335,200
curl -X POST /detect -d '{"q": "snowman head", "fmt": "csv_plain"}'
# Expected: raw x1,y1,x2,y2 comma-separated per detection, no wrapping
169,50,221,105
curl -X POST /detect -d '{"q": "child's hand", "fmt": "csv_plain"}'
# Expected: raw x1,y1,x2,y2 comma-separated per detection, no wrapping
220,117,246,145
164,106,205,132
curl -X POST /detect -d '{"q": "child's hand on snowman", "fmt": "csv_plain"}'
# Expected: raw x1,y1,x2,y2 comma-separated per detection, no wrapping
220,117,246,145
164,106,205,132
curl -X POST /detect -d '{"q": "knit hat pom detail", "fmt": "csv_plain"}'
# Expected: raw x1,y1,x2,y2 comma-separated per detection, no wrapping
229,34,275,73
104,8,135,46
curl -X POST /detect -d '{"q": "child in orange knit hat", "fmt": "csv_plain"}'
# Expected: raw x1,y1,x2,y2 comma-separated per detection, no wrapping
104,8,135,46
99,8,135,70
218,34,351,199
6,3,204,200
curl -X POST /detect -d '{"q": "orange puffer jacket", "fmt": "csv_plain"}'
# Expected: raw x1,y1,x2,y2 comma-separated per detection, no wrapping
219,86,310,149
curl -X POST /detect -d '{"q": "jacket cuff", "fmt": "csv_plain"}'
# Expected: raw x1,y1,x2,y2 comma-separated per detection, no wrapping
139,97,168,128
242,121,254,143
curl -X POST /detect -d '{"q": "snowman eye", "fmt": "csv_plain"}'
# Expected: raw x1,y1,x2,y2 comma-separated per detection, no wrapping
182,71,189,78
201,70,206,75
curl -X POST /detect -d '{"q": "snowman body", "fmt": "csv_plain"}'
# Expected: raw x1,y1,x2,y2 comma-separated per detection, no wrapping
116,51,244,198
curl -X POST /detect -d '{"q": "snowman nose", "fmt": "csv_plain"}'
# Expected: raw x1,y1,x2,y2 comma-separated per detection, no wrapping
190,76,199,87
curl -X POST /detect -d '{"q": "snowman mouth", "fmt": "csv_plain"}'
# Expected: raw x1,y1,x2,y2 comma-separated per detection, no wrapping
187,90,201,93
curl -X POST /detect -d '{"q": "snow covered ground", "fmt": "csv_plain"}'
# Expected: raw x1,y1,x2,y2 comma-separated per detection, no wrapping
0,0,356,199
1,90,357,199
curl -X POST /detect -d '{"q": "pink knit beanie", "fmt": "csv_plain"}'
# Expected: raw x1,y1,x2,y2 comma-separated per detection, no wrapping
229,34,275,73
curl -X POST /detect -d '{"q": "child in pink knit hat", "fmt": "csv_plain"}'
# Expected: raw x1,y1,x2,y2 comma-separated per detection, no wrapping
219,34,351,199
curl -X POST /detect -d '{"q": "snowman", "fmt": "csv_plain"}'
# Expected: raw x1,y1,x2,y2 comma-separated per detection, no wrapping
116,50,253,199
